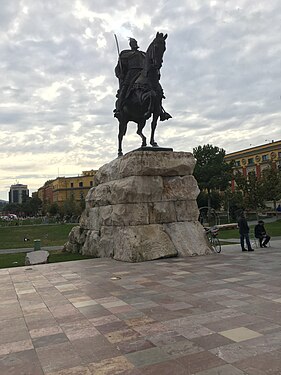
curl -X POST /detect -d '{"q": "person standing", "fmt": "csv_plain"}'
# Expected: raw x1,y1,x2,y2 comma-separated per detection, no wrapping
254,220,271,248
238,212,254,252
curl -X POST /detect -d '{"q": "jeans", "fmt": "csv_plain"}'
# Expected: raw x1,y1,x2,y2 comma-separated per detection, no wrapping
240,233,252,250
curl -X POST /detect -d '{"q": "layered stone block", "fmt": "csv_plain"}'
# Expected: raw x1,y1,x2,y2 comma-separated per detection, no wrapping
64,150,211,261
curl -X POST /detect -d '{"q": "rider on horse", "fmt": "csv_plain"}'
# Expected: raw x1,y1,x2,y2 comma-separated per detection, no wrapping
114,37,170,121
114,38,145,118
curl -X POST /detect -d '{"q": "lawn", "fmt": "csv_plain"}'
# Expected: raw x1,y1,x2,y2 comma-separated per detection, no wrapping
0,251,94,269
219,219,281,240
0,223,77,249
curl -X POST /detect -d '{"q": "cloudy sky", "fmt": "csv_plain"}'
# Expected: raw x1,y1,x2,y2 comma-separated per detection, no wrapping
1,0,280,200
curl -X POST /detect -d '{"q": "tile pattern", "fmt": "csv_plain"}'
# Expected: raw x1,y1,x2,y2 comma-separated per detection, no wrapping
1,243,281,374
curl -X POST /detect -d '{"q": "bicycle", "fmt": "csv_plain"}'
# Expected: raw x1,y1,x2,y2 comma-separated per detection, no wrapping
205,226,221,253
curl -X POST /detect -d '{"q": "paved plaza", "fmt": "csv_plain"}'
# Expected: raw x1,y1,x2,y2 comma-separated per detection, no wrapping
1,241,281,374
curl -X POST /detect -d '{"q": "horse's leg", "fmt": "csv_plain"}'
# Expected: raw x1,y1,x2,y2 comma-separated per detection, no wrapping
150,111,159,147
136,120,147,147
118,120,127,157
144,92,155,119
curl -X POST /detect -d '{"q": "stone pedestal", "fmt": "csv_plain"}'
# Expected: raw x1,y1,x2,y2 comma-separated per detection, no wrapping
64,151,211,262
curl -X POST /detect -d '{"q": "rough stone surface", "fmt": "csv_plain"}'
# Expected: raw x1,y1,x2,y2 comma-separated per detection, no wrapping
64,150,211,262
94,151,196,185
25,250,50,266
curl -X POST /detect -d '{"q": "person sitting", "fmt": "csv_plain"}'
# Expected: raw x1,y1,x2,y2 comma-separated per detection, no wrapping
254,220,271,248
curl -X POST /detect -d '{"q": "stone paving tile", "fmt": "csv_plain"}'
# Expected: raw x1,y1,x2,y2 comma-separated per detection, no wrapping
194,364,245,375
160,338,204,358
0,317,30,344
175,350,226,374
72,300,98,308
0,339,34,356
71,335,121,363
139,359,187,374
234,348,281,375
36,342,83,373
88,355,135,374
2,244,281,374
219,326,262,342
46,365,92,375
125,347,171,368
210,330,281,363
0,349,45,375
190,333,234,350
90,314,121,326
60,319,100,341
105,328,141,344
32,332,69,348
77,304,112,319
117,338,155,354
96,320,130,334
29,325,64,338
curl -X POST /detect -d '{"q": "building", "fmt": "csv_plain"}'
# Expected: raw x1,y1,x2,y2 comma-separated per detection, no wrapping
225,140,281,191
9,184,29,204
38,170,97,207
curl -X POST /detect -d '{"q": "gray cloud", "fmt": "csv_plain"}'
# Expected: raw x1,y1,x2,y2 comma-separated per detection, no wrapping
0,0,280,199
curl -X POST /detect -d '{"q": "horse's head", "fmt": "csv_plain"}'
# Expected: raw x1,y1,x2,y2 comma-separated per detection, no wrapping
147,32,168,70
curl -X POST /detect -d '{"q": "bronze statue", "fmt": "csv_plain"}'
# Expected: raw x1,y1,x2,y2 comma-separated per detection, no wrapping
114,38,145,117
114,32,172,156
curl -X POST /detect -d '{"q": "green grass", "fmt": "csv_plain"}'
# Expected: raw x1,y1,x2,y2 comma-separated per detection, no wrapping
0,251,94,269
0,223,77,249
219,220,281,240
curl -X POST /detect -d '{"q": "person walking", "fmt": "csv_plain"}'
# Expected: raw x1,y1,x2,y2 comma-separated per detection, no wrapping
254,220,271,248
237,212,254,252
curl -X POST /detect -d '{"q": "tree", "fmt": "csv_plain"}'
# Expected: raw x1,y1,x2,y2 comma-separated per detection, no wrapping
193,144,233,210
48,203,60,217
21,196,42,216
3,203,21,215
260,165,281,210
197,190,221,210
61,197,83,220
234,171,265,211
222,188,244,221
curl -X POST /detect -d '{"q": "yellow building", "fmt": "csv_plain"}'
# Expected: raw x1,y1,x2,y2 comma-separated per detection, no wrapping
225,140,281,191
38,170,97,207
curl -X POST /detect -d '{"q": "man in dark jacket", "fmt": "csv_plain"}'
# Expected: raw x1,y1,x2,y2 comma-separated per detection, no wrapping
238,212,254,252
254,220,271,248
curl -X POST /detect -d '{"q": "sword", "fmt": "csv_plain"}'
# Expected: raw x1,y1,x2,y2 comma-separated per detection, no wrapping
114,34,120,56
114,33,123,78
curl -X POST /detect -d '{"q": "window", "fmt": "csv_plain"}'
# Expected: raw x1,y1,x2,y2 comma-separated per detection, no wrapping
70,182,74,188
235,160,241,167
90,181,93,187
262,154,269,161
79,182,83,187
248,158,254,165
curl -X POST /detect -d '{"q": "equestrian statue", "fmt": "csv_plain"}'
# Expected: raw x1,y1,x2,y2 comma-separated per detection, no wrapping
113,32,172,156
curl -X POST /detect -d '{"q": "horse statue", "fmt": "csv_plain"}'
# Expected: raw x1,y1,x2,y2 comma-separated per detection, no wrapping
114,32,172,157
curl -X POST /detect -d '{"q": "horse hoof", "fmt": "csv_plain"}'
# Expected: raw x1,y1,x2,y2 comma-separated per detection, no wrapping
118,152,123,157
150,142,159,147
